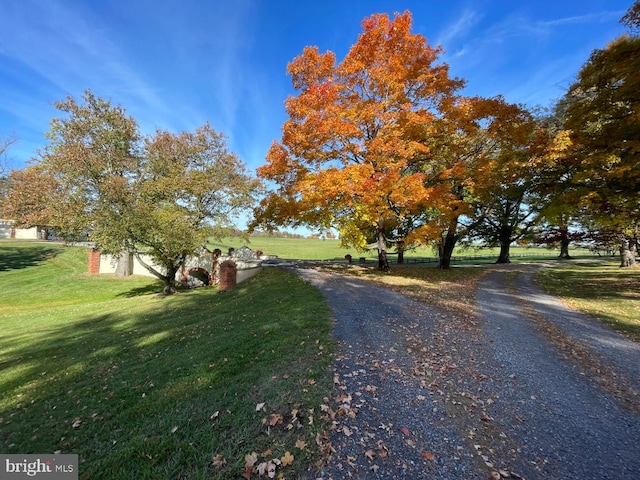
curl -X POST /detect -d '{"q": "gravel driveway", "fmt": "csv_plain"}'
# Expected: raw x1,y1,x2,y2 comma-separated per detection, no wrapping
289,263,640,479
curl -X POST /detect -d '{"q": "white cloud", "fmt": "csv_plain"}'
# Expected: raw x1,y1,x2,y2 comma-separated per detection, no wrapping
435,8,482,50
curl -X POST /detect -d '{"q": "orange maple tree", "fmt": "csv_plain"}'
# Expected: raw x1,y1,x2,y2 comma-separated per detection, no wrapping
253,11,465,270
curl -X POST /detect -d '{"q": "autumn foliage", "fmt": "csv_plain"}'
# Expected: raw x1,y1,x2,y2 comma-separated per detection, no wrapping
253,11,565,269
254,12,468,269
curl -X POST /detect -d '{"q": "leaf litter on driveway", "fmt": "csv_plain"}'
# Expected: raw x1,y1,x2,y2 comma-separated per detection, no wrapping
292,264,640,479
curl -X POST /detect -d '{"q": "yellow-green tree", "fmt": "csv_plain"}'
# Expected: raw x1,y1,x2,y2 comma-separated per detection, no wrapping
15,91,261,293
561,3,640,266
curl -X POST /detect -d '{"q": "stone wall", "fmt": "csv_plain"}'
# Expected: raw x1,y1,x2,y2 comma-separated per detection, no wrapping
95,246,263,288
0,219,43,239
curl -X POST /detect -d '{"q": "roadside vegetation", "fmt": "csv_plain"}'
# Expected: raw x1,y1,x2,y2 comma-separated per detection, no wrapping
537,261,640,342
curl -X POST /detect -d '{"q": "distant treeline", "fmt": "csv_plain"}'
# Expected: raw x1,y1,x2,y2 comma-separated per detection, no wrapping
248,229,337,240
243,229,308,239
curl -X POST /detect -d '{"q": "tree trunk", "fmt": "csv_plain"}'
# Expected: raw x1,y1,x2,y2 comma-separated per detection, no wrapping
377,216,390,271
210,248,222,285
133,252,180,295
114,251,133,277
162,264,179,295
397,240,405,265
438,230,457,269
438,219,459,269
495,226,512,264
558,226,571,259
620,240,637,268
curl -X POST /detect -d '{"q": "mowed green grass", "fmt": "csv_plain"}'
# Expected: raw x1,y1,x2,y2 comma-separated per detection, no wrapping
0,241,333,479
537,261,640,342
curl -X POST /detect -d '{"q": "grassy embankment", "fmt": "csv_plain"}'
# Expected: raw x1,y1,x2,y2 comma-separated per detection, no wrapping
0,241,333,479
536,261,640,342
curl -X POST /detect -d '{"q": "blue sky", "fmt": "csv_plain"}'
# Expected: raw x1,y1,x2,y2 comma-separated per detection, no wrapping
0,0,631,176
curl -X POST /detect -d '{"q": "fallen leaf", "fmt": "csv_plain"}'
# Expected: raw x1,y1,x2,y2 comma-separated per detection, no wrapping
269,414,284,426
71,417,82,429
244,452,258,468
241,465,252,480
400,427,410,436
281,451,294,466
342,426,353,436
295,439,307,450
266,461,277,478
421,451,435,461
364,449,376,461
170,426,178,433
256,403,266,412
364,385,378,394
210,454,225,467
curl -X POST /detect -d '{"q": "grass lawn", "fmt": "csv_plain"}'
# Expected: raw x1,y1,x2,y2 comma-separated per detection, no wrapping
0,241,334,479
537,260,640,342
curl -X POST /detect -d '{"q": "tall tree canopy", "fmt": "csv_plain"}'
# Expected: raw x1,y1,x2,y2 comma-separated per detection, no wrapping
560,6,640,266
252,11,464,270
414,96,548,267
466,113,572,263
8,91,262,293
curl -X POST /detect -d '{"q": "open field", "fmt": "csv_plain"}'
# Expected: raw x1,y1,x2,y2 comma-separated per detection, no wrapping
0,242,333,479
208,236,601,263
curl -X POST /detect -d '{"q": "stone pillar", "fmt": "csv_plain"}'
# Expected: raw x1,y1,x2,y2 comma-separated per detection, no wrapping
218,260,237,291
88,248,101,274
211,249,222,285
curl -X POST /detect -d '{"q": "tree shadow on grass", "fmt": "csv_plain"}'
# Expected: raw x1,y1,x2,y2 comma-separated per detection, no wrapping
0,278,307,479
0,292,223,468
116,281,166,298
0,244,63,272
